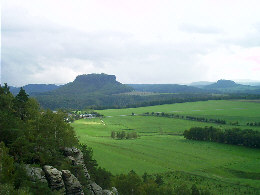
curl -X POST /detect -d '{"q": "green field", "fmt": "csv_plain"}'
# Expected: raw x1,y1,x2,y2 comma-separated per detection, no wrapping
98,100,260,125
72,100,260,193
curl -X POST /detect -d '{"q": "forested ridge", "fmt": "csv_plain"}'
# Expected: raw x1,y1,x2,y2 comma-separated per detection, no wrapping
128,84,210,93
8,74,260,110
34,75,260,109
10,84,60,96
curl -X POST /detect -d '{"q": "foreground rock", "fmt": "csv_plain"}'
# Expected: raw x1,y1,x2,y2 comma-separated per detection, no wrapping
63,147,91,179
87,182,118,195
102,190,114,195
25,164,47,183
64,147,118,195
111,187,118,195
43,165,66,193
25,147,118,195
88,182,103,195
62,170,84,195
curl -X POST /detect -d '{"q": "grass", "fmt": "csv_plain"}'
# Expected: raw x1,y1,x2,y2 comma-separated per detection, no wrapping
72,100,260,193
98,100,260,125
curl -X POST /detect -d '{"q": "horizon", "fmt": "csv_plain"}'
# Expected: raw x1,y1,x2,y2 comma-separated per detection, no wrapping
2,0,260,86
6,72,260,88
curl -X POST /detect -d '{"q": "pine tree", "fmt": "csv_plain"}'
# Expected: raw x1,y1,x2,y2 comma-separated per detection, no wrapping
14,88,29,120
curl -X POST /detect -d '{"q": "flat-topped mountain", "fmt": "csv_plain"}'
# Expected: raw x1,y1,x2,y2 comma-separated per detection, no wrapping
48,73,133,95
204,79,260,93
205,79,238,88
34,73,134,109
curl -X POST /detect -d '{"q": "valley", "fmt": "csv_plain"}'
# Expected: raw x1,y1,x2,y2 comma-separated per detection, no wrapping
72,100,260,194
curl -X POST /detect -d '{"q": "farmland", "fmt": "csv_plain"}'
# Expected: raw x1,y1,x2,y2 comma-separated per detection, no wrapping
72,100,260,193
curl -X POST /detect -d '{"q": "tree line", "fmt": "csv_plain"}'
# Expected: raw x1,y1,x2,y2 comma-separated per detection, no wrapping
247,122,260,127
111,131,138,139
183,126,260,148
142,112,229,125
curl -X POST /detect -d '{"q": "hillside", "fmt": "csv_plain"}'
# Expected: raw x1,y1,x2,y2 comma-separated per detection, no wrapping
34,76,260,109
203,79,260,93
10,84,60,95
189,81,214,88
128,84,209,93
34,73,135,109
49,73,133,95
205,79,238,88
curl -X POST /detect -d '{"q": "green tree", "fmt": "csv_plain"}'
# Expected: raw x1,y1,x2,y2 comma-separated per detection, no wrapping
0,142,15,184
80,144,98,176
155,174,164,186
121,131,126,139
174,183,190,195
14,88,29,120
111,131,116,139
113,170,142,195
191,184,200,195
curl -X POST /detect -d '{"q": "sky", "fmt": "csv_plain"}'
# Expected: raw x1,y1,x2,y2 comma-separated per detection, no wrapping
1,0,260,86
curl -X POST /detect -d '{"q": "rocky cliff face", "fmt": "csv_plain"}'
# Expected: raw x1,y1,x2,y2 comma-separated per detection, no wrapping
62,170,84,195
74,74,117,84
43,165,66,193
25,147,118,195
63,147,91,180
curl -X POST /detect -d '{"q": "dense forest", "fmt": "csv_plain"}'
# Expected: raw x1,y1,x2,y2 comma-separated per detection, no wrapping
184,126,260,148
128,84,210,93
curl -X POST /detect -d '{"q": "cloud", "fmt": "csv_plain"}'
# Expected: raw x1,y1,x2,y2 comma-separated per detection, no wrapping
2,0,260,86
2,6,215,86
179,24,221,34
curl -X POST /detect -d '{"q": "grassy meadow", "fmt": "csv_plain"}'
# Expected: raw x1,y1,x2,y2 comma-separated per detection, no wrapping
72,100,260,193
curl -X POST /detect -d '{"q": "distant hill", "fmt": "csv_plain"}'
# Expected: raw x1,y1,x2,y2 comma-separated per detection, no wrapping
10,84,60,95
18,76,260,109
205,79,237,88
203,79,260,93
48,73,133,95
189,81,214,88
128,84,209,93
237,81,260,86
34,73,134,109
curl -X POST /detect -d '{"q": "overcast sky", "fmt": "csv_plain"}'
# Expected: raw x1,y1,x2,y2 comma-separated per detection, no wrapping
2,0,260,86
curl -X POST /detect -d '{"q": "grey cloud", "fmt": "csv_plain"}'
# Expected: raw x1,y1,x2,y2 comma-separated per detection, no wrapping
179,23,221,34
2,8,215,86
219,23,260,48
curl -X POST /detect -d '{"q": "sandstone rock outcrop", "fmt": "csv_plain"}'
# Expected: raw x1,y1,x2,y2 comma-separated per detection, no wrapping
111,187,118,195
63,147,118,195
43,165,66,193
63,147,91,179
24,148,118,195
88,182,103,195
25,164,47,183
62,170,84,195
102,190,114,195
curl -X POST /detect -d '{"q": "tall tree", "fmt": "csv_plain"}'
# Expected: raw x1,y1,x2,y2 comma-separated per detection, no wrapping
14,88,29,120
